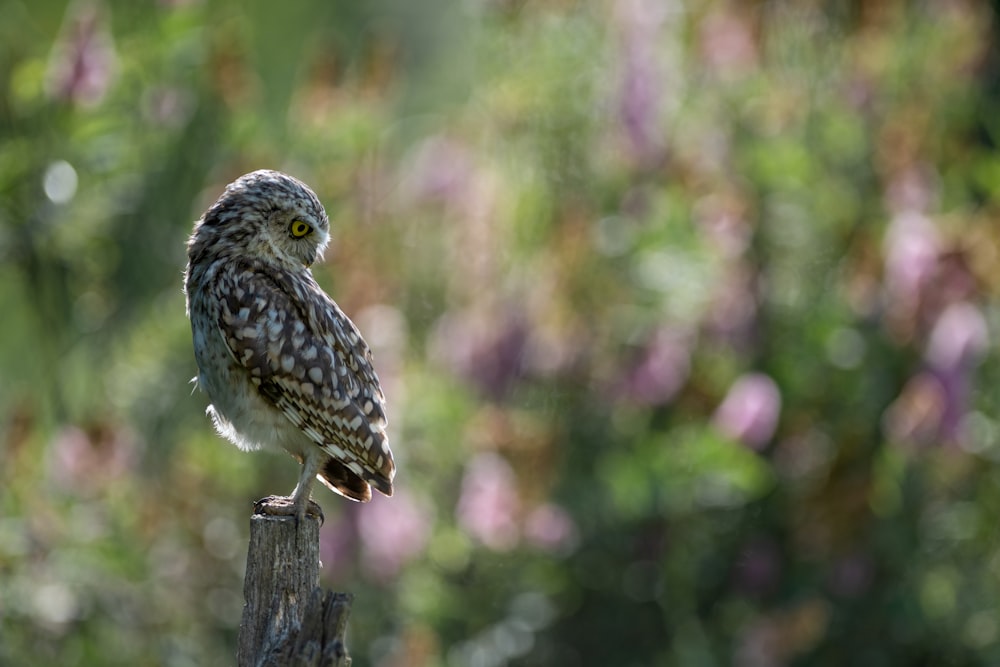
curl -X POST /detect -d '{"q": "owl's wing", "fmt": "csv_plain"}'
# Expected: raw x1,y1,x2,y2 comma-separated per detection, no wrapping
211,261,394,500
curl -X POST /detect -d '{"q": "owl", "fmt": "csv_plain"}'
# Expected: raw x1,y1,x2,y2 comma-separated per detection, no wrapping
184,170,394,522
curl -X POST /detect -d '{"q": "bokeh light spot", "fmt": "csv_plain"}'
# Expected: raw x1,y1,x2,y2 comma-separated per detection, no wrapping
43,160,78,204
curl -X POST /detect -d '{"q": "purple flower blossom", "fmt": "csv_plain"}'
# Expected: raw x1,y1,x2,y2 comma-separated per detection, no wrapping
405,135,476,208
884,165,939,216
882,372,947,446
734,599,830,667
620,327,691,406
429,308,528,399
926,302,987,440
45,1,118,107
614,0,668,166
47,423,135,496
699,9,758,78
319,515,356,581
141,86,194,128
524,503,578,555
456,453,520,551
713,373,782,449
884,303,987,446
925,302,988,372
357,488,432,582
694,194,752,258
704,266,758,353
882,211,940,310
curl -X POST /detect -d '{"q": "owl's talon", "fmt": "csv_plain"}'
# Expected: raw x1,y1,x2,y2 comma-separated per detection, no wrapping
253,495,294,517
300,500,325,527
252,495,323,526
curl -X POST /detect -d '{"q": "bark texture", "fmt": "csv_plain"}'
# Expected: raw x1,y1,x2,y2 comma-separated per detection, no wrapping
237,503,352,667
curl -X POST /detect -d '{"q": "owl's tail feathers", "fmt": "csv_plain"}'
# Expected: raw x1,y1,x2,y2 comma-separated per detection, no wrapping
369,446,395,497
367,469,394,497
317,458,372,502
316,456,395,503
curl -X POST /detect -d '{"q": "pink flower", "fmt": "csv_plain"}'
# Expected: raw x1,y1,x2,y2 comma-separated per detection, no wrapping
884,165,939,216
898,302,989,444
141,86,194,128
615,0,669,166
699,9,758,77
319,515,356,581
48,423,135,496
456,453,520,551
713,373,782,449
45,1,118,107
882,211,939,308
429,308,528,399
524,503,578,555
357,488,432,582
694,194,752,258
925,302,988,372
704,266,758,353
885,303,989,447
620,327,691,406
882,372,947,446
405,136,476,207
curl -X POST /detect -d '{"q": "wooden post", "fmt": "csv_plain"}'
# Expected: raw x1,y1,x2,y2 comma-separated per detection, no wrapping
237,502,353,667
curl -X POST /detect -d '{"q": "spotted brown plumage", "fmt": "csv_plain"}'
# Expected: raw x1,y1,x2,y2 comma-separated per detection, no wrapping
184,170,394,519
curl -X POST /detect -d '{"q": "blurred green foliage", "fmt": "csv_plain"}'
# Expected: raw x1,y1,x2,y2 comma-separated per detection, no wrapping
3,0,1000,665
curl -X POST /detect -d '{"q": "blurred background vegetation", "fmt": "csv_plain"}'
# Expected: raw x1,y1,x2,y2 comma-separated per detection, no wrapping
2,0,1000,665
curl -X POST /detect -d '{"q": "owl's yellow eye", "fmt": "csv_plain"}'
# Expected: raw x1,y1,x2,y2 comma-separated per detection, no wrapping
290,220,312,238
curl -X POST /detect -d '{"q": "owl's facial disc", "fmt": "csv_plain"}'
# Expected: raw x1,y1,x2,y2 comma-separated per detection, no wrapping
266,208,329,270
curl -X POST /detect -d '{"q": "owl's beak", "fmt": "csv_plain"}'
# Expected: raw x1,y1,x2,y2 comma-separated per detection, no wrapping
306,245,327,268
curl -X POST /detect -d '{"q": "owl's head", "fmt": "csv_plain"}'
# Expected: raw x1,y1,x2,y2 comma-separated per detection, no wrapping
189,170,331,271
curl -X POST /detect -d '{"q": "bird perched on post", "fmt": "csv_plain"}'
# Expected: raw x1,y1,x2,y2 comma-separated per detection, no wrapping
185,170,394,523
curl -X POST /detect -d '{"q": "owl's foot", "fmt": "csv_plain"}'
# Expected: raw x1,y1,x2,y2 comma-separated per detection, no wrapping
253,495,325,526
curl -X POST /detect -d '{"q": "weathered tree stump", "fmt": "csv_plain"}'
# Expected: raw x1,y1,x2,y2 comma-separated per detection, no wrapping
237,501,353,667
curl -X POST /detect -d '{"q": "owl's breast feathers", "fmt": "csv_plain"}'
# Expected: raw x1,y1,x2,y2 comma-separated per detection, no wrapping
207,259,394,497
